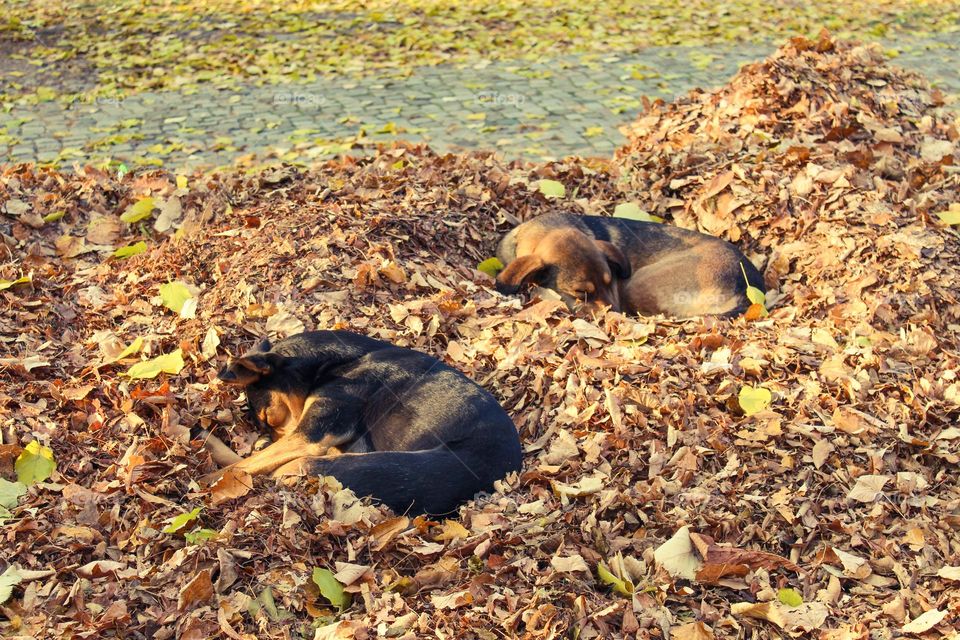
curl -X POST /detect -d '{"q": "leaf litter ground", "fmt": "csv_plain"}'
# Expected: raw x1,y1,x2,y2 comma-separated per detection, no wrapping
1,35,960,639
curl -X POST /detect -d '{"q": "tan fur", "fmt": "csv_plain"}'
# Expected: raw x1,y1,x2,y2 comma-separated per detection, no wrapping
496,214,763,318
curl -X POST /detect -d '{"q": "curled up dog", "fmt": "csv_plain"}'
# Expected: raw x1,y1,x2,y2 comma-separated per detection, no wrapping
495,213,765,317
205,330,523,515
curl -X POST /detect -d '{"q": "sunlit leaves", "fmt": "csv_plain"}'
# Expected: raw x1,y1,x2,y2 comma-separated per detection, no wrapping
0,478,27,509
937,204,960,226
740,262,768,319
0,566,22,605
126,348,185,379
15,441,56,485
113,241,147,259
778,588,803,607
113,336,144,362
536,179,565,198
434,520,469,542
597,562,634,596
159,281,194,314
654,526,701,580
477,257,504,277
0,275,31,291
613,202,661,222
162,507,202,534
738,386,772,416
120,197,156,223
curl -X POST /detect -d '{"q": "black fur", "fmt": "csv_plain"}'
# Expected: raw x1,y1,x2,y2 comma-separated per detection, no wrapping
219,331,523,515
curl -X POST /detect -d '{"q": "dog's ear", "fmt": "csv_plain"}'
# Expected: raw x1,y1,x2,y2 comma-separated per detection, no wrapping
495,255,547,294
596,241,631,279
217,350,282,386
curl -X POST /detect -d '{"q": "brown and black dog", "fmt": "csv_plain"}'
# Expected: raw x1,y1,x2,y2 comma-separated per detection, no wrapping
207,331,522,515
495,213,765,317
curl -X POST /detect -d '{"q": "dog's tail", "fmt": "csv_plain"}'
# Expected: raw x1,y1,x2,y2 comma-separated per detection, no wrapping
290,445,522,516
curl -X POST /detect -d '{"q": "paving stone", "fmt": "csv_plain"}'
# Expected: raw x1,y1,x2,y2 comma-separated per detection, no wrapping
2,37,958,169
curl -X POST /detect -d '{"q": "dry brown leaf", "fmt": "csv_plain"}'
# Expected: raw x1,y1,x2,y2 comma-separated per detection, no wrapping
209,468,253,505
178,569,214,611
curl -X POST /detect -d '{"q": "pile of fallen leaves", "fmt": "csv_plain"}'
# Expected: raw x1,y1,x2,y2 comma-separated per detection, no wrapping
2,34,960,639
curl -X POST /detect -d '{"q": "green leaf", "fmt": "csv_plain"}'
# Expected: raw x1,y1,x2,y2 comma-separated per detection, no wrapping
184,528,219,544
312,568,351,611
15,441,56,485
0,478,27,508
0,275,31,291
613,202,662,222
252,586,292,621
120,197,156,223
537,179,565,198
739,386,772,416
778,587,803,607
746,286,766,306
162,506,201,534
477,257,505,277
113,241,147,259
116,163,129,180
0,565,22,605
937,205,960,226
126,348,185,379
597,562,634,596
159,281,194,314
43,210,65,223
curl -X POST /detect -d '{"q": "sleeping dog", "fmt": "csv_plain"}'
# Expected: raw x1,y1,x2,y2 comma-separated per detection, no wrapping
495,213,765,317
209,331,523,515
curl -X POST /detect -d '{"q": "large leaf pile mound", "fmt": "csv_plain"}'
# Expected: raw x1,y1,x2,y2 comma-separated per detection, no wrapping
2,35,960,639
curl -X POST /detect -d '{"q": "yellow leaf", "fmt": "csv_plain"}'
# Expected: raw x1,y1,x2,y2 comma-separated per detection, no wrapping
176,175,188,190
434,519,469,542
477,257,504,277
0,275,31,291
112,241,147,258
937,204,960,226
15,441,56,485
159,281,194,314
114,336,144,361
126,349,185,379
778,587,803,607
120,197,156,223
613,202,660,222
537,179,565,198
738,386,772,416
597,562,634,596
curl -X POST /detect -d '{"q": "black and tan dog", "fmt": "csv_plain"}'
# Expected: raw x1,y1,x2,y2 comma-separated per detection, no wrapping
208,330,522,515
495,213,765,317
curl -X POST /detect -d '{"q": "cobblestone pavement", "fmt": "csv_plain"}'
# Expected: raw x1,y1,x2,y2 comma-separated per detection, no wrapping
2,36,958,170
